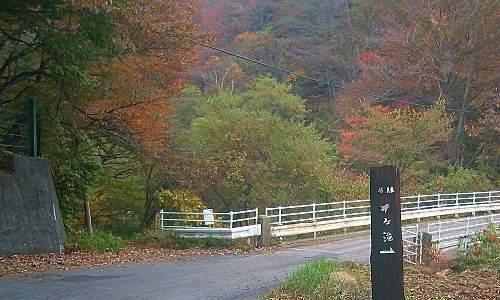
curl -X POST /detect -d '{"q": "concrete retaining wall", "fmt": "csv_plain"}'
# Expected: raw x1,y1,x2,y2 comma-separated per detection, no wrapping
0,156,66,256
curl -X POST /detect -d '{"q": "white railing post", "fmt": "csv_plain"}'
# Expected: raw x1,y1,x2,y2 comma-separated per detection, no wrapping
278,206,282,224
312,203,316,223
489,191,492,203
437,194,441,208
417,195,421,210
473,192,476,205
160,209,164,230
342,200,346,218
456,193,459,206
229,211,234,229
255,208,259,224
418,232,423,265
312,203,317,238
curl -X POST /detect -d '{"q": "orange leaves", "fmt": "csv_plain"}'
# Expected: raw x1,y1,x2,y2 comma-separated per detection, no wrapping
84,54,175,155
79,0,200,156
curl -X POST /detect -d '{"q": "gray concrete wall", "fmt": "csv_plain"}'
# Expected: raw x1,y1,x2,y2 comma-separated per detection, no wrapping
0,155,66,256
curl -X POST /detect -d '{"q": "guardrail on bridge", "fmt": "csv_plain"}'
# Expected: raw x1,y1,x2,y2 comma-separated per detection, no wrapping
266,191,500,237
160,208,260,239
158,190,499,241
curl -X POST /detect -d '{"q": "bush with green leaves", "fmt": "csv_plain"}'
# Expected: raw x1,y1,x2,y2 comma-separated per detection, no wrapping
451,223,499,272
133,231,237,250
66,231,124,253
428,166,494,193
178,78,338,211
133,230,175,249
173,237,236,250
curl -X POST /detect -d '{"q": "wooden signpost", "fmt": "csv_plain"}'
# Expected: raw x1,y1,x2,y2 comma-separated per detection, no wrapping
370,165,405,300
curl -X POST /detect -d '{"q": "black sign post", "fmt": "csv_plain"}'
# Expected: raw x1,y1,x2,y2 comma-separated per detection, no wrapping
370,165,404,300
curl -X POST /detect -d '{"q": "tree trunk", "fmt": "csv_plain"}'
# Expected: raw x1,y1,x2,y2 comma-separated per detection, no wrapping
84,199,93,235
453,76,472,163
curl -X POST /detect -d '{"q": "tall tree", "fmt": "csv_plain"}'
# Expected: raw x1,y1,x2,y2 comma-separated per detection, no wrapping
339,102,452,176
339,0,499,166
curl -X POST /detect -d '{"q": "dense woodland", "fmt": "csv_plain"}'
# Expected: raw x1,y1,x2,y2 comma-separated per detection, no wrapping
0,0,498,237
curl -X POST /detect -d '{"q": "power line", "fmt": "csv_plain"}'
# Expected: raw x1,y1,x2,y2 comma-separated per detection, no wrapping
170,33,476,113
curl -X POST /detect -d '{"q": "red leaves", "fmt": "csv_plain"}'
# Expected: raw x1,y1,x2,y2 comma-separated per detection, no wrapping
359,51,378,65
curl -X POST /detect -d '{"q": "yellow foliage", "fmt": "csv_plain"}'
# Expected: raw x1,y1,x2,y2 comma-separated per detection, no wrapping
157,188,206,212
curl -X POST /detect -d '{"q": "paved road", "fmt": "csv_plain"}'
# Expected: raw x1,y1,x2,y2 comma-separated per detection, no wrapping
0,215,495,300
0,233,371,300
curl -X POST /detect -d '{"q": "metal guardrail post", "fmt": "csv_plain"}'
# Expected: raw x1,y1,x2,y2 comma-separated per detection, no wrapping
159,209,164,230
312,203,316,238
278,206,282,224
417,195,421,222
229,211,234,229
455,193,459,206
489,191,492,203
342,200,346,218
255,208,259,224
437,194,441,208
312,203,316,222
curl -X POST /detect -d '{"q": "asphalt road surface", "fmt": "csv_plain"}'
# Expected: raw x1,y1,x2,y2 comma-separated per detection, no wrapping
0,233,370,300
0,216,494,300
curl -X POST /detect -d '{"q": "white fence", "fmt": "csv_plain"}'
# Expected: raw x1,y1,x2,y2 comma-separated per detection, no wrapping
160,208,260,239
265,191,499,226
159,190,499,240
428,213,500,250
266,191,500,237
402,224,421,265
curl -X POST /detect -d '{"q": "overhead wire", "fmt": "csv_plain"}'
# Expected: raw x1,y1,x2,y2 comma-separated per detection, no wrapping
169,33,476,113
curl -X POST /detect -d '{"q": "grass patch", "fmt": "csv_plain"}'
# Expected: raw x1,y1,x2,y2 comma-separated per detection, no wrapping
66,230,124,253
266,259,370,300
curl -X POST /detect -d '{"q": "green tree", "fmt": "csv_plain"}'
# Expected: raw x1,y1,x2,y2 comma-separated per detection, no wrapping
181,78,337,210
339,102,452,176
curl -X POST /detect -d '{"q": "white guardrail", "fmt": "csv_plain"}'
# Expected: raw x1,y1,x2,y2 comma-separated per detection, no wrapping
428,213,500,250
266,191,500,237
402,224,421,265
160,208,260,239
159,191,499,240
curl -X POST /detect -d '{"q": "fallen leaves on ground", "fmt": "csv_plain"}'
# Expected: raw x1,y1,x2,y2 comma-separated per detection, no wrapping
405,266,500,300
0,244,280,278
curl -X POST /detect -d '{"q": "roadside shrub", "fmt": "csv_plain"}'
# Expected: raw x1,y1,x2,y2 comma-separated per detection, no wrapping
133,230,174,249
427,166,494,193
66,230,124,253
451,223,499,272
132,231,237,250
173,237,236,249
